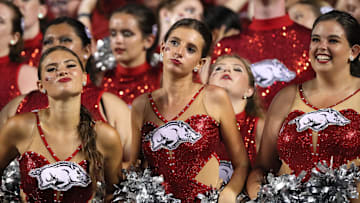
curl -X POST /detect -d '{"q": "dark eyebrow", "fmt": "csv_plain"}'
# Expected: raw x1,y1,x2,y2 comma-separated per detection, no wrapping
45,62,58,67
64,59,77,63
328,35,341,39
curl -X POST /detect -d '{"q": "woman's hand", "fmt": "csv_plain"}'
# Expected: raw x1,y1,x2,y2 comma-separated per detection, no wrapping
218,187,237,203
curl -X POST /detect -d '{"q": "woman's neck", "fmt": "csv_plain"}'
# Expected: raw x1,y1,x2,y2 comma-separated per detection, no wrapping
162,72,196,103
229,94,247,115
24,23,40,40
118,53,146,68
45,96,81,131
314,68,357,91
254,0,286,19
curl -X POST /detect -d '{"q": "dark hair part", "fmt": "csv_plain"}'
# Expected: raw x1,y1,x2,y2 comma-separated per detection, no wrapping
164,18,212,58
204,6,242,33
211,54,264,118
313,10,360,76
38,46,104,183
1,0,24,62
110,3,158,63
43,17,98,81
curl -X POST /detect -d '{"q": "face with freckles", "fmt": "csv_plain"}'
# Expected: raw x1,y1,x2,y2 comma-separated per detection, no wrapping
309,20,355,74
161,27,205,76
209,56,254,99
38,49,87,99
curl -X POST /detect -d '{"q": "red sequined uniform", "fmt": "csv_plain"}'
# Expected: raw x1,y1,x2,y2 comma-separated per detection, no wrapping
212,15,315,109
141,87,221,202
19,112,92,202
101,62,162,105
278,85,360,179
16,83,106,122
21,32,43,67
0,56,22,110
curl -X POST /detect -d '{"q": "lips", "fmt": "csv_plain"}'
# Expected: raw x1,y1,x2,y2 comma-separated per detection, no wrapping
221,74,232,80
170,58,182,65
58,77,72,83
114,48,125,54
315,54,331,64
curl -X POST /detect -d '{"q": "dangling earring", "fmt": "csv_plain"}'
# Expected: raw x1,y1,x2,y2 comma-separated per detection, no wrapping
349,55,354,62
242,95,247,100
193,66,199,73
10,40,15,45
82,81,87,87
41,89,46,94
38,13,44,19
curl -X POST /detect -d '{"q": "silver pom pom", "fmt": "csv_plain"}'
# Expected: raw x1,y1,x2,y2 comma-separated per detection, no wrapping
197,189,220,203
255,160,360,203
1,159,21,202
112,168,180,203
94,38,116,72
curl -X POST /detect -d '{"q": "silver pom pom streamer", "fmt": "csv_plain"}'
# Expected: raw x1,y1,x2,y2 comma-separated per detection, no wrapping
0,159,21,202
112,168,180,203
254,161,360,203
94,37,116,72
197,189,220,203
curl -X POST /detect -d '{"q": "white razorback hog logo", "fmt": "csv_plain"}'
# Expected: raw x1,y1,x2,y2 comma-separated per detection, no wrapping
288,108,351,132
145,121,202,151
29,161,91,191
251,59,296,87
219,160,233,184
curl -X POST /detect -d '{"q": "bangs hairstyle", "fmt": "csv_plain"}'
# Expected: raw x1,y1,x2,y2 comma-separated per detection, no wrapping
211,54,264,118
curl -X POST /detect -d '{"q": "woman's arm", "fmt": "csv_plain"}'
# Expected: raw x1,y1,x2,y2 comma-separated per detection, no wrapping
128,94,147,168
0,95,25,128
101,92,131,166
246,85,297,199
95,122,123,202
204,85,249,203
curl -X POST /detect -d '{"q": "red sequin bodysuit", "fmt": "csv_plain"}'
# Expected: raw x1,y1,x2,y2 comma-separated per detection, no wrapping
212,15,315,109
0,56,22,110
101,62,162,105
19,112,92,202
21,32,43,67
16,83,106,122
141,86,221,202
278,85,360,179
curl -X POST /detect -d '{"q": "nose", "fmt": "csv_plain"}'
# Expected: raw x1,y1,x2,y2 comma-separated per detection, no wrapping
174,45,185,57
115,33,124,44
222,66,231,73
56,65,68,77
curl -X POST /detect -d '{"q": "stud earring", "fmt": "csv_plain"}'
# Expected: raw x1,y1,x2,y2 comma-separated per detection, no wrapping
82,81,87,87
84,54,88,60
10,40,15,45
193,66,199,73
41,89,46,94
38,13,44,19
350,55,354,62
242,95,247,100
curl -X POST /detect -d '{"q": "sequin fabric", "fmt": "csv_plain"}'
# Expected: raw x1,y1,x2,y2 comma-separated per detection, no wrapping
212,15,315,109
141,115,221,202
0,56,22,110
19,153,91,202
216,112,258,168
21,32,43,67
19,112,92,202
101,62,162,105
16,84,106,122
278,109,360,179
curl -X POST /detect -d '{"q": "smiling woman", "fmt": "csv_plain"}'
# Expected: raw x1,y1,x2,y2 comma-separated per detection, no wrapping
0,46,122,202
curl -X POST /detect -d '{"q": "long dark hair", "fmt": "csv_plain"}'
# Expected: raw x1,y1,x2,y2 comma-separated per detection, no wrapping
38,46,104,183
164,18,212,58
110,3,158,63
43,17,98,82
313,10,360,76
0,0,23,62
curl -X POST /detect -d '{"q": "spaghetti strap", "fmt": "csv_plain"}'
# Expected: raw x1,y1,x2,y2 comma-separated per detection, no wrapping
148,85,206,123
34,111,82,162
